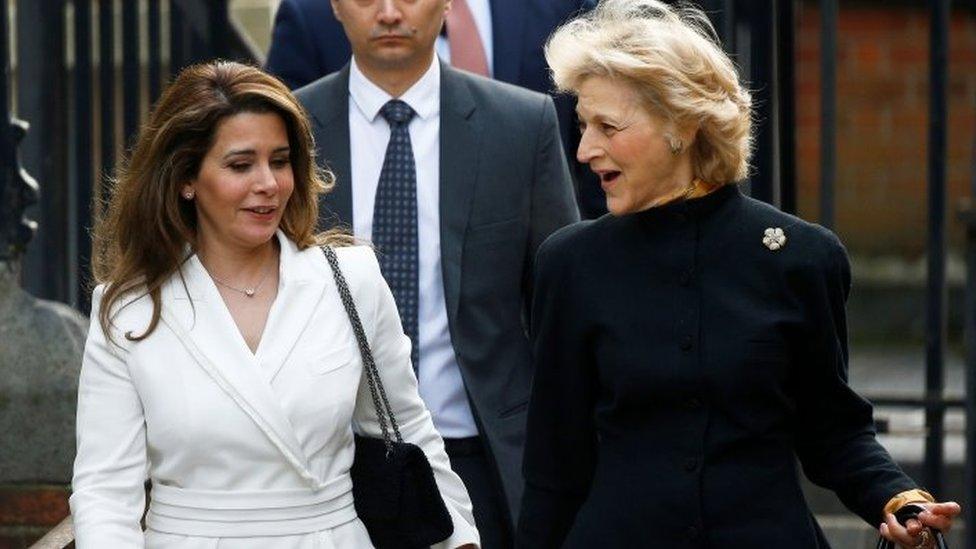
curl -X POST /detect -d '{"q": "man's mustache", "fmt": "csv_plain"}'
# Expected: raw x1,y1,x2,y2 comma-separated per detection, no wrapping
369,27,417,39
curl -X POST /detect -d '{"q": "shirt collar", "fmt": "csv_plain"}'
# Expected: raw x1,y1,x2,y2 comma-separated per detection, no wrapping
349,55,441,123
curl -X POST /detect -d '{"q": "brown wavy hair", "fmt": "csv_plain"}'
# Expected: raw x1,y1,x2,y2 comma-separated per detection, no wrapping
92,60,350,342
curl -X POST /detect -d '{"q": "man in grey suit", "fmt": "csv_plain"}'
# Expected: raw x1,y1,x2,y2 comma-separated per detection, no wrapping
294,1,578,547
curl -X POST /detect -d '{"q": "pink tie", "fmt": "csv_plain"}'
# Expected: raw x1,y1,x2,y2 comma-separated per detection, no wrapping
446,0,490,77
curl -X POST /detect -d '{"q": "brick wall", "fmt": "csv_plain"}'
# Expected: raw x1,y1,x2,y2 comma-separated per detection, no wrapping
0,485,70,548
794,2,976,257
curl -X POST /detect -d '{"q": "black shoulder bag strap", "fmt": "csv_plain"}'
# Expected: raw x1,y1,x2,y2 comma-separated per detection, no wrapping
321,246,404,451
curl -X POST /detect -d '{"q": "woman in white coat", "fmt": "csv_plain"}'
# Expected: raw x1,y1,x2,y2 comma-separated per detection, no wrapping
70,60,479,549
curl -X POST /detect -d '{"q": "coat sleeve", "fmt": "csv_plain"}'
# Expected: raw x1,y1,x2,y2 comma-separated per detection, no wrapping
69,286,147,548
793,231,917,526
348,248,480,549
265,0,323,90
516,233,597,548
524,96,580,315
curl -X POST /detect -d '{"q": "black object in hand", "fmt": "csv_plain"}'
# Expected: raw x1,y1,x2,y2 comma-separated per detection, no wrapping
876,503,948,549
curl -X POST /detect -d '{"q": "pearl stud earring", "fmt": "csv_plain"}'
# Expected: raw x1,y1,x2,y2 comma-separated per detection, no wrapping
664,132,683,156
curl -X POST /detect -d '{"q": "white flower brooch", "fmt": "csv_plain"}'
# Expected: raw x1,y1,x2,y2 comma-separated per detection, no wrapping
763,227,787,251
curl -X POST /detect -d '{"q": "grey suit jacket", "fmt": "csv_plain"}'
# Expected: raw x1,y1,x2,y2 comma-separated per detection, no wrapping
295,62,579,524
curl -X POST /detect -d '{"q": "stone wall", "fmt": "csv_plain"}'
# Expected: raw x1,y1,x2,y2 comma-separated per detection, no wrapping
0,263,86,547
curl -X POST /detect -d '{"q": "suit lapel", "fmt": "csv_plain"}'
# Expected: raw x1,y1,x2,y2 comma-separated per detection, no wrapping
159,250,319,487
258,234,328,383
439,64,482,323
490,0,526,84
304,65,353,230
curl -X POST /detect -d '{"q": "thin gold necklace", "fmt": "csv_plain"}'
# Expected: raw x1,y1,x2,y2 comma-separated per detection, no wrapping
204,255,275,298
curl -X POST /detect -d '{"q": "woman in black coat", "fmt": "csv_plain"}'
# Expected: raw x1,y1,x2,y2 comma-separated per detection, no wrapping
516,1,960,547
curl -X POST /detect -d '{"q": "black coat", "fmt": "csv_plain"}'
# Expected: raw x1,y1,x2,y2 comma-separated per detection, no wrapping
516,185,917,548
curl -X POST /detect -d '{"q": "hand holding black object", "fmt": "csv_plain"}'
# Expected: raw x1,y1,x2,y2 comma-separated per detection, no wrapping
877,502,960,549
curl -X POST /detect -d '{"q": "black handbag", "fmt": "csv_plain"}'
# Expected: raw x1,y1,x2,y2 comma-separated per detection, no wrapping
876,504,949,549
322,246,455,549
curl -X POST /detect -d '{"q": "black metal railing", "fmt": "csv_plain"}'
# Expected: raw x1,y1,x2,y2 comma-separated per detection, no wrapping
0,0,39,264
825,0,954,500
843,0,959,505
816,0,972,539
964,87,976,547
819,0,837,229
699,0,796,212
712,0,968,540
814,1,971,544
924,0,951,501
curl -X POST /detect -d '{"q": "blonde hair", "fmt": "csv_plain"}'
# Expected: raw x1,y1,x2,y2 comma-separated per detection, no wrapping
92,60,351,342
546,0,752,184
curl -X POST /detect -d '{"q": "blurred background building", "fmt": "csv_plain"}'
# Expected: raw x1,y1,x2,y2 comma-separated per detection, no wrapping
0,1,974,547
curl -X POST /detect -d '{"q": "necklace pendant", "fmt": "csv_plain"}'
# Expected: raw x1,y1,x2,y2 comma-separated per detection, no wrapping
245,288,255,297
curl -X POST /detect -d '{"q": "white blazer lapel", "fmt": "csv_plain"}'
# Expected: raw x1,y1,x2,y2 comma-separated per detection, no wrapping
159,254,320,487
257,234,328,383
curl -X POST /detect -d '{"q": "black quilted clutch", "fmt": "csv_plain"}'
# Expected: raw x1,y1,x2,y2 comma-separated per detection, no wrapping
351,434,454,548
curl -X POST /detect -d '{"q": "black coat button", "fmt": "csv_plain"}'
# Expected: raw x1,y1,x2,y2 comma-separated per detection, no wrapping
680,336,693,351
679,269,692,286
686,525,700,540
685,397,702,410
684,457,699,472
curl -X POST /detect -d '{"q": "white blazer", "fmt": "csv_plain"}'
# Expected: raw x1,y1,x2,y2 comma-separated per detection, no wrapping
70,232,480,549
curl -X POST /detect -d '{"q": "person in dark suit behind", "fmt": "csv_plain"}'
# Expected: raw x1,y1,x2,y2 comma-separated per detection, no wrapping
292,1,579,547
266,0,606,218
517,1,960,547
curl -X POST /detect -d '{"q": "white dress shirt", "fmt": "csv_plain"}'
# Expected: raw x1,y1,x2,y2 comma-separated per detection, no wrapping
348,57,479,438
435,0,494,76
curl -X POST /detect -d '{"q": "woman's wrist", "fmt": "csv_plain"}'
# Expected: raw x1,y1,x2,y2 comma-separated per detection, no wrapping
883,488,935,516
